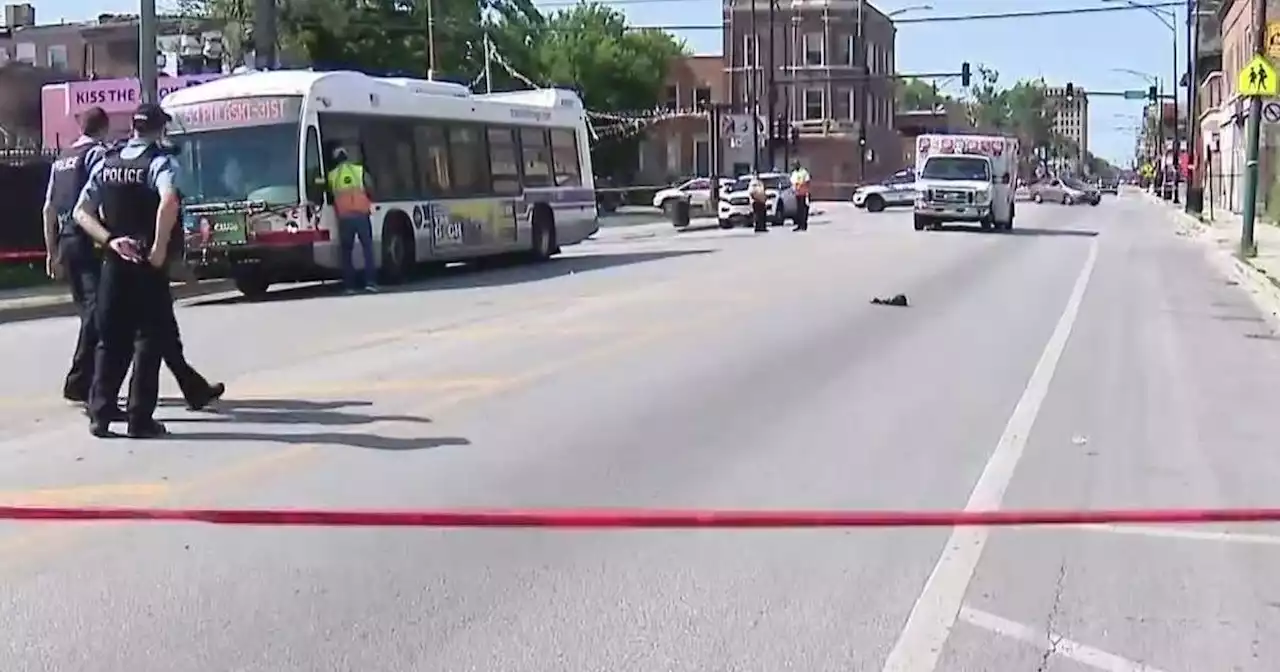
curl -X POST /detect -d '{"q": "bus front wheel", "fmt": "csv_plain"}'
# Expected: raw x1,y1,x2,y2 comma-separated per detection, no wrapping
380,216,416,285
233,273,270,299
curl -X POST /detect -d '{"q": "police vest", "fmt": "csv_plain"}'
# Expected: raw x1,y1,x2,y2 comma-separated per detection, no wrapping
97,144,163,247
47,143,99,238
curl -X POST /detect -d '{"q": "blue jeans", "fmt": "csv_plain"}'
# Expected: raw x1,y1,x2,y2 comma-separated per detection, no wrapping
338,214,377,289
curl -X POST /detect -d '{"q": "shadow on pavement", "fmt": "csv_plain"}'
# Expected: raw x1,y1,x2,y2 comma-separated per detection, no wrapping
193,249,713,306
933,225,1098,238
154,397,466,450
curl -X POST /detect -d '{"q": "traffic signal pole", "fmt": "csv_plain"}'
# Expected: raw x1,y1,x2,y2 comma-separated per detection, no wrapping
1240,0,1267,258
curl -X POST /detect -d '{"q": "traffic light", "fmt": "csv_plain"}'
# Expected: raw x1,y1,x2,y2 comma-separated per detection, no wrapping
961,62,971,87
1148,85,1158,101
1065,83,1074,100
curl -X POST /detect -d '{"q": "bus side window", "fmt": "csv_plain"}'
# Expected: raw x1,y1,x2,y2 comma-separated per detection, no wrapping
549,128,581,187
303,125,326,205
487,127,522,196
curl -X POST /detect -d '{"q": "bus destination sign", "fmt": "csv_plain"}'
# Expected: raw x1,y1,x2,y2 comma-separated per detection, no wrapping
169,96,302,132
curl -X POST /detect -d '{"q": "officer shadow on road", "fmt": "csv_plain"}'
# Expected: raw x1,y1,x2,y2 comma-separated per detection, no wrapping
152,397,469,451
193,249,714,306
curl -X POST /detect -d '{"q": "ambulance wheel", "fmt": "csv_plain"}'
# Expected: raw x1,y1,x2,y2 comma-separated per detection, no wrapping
233,273,270,299
379,214,416,285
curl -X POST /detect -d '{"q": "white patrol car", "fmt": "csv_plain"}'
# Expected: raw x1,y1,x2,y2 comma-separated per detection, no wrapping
716,173,798,229
851,169,917,212
651,177,733,215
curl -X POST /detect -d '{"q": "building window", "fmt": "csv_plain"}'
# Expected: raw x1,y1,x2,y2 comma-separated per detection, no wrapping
847,89,857,121
14,42,35,65
46,44,69,70
803,32,824,66
666,137,680,173
743,34,758,68
803,88,825,120
664,85,679,111
693,86,711,110
844,35,857,67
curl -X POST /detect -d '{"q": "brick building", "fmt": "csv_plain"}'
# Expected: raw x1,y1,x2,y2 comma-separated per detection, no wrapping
637,0,902,198
1196,0,1277,214
0,4,226,144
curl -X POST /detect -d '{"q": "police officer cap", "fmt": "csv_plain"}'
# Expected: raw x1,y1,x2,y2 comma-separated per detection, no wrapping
132,102,172,131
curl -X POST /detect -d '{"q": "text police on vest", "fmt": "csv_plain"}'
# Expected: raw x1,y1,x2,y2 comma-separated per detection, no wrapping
101,166,148,183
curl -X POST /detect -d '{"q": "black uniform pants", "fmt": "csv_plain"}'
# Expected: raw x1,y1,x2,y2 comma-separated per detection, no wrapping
751,200,769,231
59,236,101,400
89,257,173,425
794,194,810,230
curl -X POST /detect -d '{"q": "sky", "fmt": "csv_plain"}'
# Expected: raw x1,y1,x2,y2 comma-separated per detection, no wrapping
39,0,1191,165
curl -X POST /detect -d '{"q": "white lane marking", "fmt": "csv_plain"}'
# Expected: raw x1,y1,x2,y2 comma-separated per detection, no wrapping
881,238,1100,672
1068,523,1280,547
959,606,1169,672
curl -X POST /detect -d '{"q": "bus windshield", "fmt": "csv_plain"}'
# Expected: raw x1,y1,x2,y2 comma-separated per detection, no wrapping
170,124,300,207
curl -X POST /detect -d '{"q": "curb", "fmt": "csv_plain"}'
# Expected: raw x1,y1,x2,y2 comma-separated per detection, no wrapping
0,279,235,326
1151,194,1280,330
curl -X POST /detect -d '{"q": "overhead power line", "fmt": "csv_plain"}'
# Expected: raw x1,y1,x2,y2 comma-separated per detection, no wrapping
610,2,1186,31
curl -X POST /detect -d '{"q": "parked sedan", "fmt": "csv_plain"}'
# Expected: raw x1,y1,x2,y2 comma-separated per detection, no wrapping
1029,177,1100,206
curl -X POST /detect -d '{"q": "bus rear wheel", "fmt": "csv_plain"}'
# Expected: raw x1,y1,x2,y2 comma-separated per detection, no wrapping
530,207,557,262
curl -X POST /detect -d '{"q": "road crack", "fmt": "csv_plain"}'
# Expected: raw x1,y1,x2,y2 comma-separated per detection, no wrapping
1035,560,1068,672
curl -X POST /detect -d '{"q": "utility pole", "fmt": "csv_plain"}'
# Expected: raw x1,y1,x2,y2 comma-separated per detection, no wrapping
781,8,791,170
856,0,867,181
139,0,158,104
1185,0,1202,214
1240,0,1267,257
1170,24,1181,203
749,0,760,172
253,0,276,69
766,0,776,170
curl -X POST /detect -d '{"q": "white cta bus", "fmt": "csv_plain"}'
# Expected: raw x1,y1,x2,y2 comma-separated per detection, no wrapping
161,70,598,297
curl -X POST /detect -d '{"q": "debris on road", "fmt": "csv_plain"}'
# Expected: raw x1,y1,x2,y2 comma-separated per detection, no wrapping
871,294,909,307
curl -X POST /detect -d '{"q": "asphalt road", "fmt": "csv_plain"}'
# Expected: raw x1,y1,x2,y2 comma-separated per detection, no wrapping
1,196,1278,671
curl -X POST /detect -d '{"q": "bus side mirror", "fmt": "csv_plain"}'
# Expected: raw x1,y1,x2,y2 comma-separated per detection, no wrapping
305,174,327,205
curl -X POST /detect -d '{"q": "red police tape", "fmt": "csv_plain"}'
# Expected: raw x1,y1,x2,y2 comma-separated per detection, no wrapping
2,505,1280,528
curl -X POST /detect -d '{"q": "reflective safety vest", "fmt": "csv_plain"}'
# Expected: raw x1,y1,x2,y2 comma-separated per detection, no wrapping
790,168,811,197
326,162,372,216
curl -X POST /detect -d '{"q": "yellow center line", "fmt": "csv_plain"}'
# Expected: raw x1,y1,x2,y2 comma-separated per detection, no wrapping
0,244,816,568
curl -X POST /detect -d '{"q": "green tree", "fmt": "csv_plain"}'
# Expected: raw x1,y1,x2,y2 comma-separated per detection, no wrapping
895,78,949,112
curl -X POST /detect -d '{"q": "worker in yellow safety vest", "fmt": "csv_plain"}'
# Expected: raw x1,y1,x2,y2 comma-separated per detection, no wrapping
325,145,378,293
789,161,811,232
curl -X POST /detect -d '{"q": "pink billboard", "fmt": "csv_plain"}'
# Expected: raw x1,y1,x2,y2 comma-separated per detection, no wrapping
42,74,225,149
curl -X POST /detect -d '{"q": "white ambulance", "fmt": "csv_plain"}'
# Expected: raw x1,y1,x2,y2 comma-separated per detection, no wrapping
912,134,1019,232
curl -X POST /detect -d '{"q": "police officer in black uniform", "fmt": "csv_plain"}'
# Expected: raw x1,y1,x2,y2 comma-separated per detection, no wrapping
43,106,110,406
74,103,194,438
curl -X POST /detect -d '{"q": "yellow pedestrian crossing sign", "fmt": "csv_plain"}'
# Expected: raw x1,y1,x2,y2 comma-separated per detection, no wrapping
1238,55,1279,97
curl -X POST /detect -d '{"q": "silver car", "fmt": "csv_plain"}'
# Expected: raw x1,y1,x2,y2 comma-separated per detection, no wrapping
1029,177,1101,206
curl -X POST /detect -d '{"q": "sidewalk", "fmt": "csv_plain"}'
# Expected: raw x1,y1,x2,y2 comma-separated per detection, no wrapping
1141,190,1280,325
0,277,235,325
